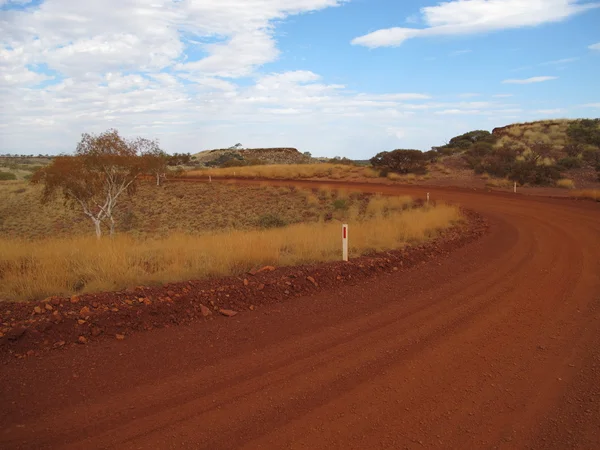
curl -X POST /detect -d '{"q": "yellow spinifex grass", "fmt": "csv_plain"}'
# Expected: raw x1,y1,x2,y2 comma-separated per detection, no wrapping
0,204,461,302
569,189,599,201
187,163,377,180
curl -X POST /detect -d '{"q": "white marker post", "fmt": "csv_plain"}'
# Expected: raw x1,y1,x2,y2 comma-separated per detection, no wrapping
342,224,349,262
209,175,212,183
427,192,430,205
514,181,517,194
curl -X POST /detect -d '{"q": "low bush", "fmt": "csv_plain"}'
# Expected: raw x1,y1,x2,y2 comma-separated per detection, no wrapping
556,178,575,189
557,157,581,170
370,149,427,175
0,172,17,181
256,214,287,229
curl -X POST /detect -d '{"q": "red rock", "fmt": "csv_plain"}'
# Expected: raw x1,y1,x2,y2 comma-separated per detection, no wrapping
54,340,66,348
257,265,276,273
91,327,102,337
200,304,212,317
219,309,238,317
249,305,255,311
258,283,265,291
51,312,63,324
77,336,87,344
243,279,249,286
77,319,86,325
26,350,35,357
45,303,53,311
6,327,26,341
33,306,42,315
307,276,318,287
70,295,80,304
115,334,125,340
51,297,61,306
79,306,91,317
92,301,99,308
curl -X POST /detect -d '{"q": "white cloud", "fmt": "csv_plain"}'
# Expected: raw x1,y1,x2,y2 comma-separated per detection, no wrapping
590,42,600,50
458,93,480,98
580,103,600,108
539,57,580,65
502,76,558,84
435,109,482,115
352,0,599,48
450,49,472,56
493,94,514,98
536,108,564,114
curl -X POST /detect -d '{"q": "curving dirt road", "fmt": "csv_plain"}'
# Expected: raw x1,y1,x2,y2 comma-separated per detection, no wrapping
1,181,599,449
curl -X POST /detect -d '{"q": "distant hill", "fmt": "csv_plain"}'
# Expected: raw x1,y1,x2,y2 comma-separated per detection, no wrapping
492,119,576,152
193,147,312,167
434,119,600,186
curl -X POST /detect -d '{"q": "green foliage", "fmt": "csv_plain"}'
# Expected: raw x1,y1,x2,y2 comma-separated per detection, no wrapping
557,157,581,170
206,152,244,167
510,161,562,186
370,149,427,174
567,119,600,147
328,156,356,165
166,153,193,166
0,172,17,181
256,213,287,229
446,130,496,150
332,199,348,210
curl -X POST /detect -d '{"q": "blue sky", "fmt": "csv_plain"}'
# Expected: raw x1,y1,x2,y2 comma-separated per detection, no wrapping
1,0,599,158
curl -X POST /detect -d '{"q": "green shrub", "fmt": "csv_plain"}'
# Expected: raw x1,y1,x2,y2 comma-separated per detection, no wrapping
0,172,17,181
332,199,348,210
509,162,562,186
256,214,287,229
370,149,427,174
557,157,581,170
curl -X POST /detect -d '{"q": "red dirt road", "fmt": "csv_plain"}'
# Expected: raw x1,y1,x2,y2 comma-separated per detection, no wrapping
1,181,600,449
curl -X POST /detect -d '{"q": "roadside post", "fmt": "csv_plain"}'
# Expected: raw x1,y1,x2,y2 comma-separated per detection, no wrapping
209,175,212,183
427,192,430,205
342,224,348,262
514,181,517,193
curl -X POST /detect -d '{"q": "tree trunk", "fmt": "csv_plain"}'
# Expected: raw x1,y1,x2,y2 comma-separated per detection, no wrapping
93,219,102,239
109,216,116,237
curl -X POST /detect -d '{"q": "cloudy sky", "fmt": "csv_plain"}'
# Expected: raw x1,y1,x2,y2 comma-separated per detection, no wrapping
1,0,599,158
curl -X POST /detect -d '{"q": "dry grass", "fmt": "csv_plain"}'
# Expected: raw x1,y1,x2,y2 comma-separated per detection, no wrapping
0,203,461,301
569,189,599,201
556,178,576,189
387,173,417,182
0,181,343,239
187,163,379,180
485,178,514,189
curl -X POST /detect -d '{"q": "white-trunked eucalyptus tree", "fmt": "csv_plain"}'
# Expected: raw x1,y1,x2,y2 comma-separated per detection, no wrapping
32,129,164,238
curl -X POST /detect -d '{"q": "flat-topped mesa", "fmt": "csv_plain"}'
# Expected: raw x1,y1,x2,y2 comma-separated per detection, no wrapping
194,147,312,166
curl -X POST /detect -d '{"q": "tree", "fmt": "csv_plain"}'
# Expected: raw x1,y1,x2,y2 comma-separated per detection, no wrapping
139,139,168,186
167,153,192,166
370,149,428,174
31,129,148,238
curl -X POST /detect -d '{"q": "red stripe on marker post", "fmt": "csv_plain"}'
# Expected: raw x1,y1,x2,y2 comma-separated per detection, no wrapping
342,224,348,262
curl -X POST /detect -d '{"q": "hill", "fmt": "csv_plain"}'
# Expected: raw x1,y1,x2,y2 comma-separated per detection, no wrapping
433,119,600,187
193,147,312,167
